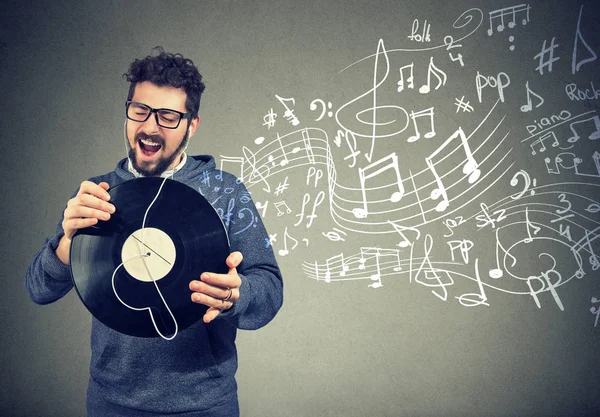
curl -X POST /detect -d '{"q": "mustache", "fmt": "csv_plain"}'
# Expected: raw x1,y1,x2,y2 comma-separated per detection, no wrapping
136,132,164,145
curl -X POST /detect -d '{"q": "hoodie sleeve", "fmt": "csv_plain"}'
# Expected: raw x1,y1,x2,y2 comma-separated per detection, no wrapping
24,176,111,305
25,219,74,305
217,180,284,330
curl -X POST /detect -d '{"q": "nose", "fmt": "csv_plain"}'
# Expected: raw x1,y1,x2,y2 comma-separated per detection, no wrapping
139,111,161,134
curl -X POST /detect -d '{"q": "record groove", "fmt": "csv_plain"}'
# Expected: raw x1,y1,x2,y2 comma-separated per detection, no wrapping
70,177,230,337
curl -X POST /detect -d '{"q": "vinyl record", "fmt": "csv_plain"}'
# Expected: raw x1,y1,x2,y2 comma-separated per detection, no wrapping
70,177,230,337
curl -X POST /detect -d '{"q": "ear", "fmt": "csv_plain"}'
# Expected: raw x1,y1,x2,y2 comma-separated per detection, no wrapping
188,116,200,137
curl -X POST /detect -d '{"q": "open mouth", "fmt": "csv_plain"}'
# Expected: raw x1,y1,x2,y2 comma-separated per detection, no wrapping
139,138,162,156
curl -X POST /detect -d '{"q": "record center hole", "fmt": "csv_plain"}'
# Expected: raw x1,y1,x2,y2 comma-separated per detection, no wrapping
121,227,176,282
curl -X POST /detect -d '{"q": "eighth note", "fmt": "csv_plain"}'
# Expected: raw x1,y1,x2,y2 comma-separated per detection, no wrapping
520,81,544,113
567,115,600,143
419,57,447,94
397,63,414,92
407,107,436,142
425,127,480,212
352,153,404,219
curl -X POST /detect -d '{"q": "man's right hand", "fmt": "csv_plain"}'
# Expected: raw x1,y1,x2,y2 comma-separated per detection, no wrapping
55,181,115,265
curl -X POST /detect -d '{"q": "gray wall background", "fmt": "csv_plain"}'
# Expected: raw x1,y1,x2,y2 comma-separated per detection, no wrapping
1,0,599,416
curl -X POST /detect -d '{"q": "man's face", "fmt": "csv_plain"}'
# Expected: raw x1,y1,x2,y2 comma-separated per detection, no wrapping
126,81,199,176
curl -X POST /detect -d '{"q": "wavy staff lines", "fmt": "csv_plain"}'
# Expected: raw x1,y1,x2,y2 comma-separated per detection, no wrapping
328,132,513,229
338,8,484,73
302,259,409,282
329,155,513,231
302,256,460,282
468,183,600,219
242,133,327,171
330,99,503,197
489,197,600,227
328,99,509,225
241,138,331,188
488,203,600,231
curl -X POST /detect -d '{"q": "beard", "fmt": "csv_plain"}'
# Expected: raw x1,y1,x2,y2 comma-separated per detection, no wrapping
127,129,189,177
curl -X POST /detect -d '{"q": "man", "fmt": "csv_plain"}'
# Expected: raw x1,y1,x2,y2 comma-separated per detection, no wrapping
25,48,283,416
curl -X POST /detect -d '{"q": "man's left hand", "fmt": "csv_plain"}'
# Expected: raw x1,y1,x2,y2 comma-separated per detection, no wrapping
189,251,243,323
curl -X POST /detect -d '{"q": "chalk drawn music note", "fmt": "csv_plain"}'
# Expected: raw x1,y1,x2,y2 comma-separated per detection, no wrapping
267,133,290,168
327,253,350,278
358,247,402,288
489,228,517,279
544,156,560,175
371,248,403,288
425,127,480,212
397,63,414,92
352,153,404,219
572,154,600,178
218,155,245,182
278,226,298,257
388,220,421,248
290,128,316,165
530,131,559,155
524,207,541,243
275,94,300,126
255,201,269,217
274,201,292,216
520,81,544,112
407,107,436,142
456,258,489,307
419,57,447,94
567,115,600,143
487,4,530,35
572,5,598,74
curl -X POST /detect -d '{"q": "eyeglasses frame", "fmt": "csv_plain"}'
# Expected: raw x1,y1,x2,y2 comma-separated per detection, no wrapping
125,100,192,129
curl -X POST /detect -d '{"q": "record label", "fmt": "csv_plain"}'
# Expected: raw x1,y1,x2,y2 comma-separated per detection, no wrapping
70,177,231,338
121,227,176,282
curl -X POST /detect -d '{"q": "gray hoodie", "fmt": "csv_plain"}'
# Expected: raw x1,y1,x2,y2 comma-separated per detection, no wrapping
25,155,284,416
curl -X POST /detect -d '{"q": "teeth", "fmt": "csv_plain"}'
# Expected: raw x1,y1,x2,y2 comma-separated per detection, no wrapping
140,138,161,147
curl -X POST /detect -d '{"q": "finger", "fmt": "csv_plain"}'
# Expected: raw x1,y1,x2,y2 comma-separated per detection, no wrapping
226,251,243,269
199,272,241,292
77,180,111,201
65,204,112,222
190,291,233,309
62,218,99,238
98,182,110,191
203,307,222,323
77,193,116,214
189,279,234,301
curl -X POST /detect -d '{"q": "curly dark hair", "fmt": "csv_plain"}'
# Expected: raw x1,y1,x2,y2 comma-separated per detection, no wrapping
123,47,206,117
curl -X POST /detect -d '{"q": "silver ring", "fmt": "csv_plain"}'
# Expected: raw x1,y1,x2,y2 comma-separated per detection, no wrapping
223,287,233,301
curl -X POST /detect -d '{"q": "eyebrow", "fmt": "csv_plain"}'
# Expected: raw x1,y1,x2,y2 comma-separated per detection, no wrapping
132,101,185,113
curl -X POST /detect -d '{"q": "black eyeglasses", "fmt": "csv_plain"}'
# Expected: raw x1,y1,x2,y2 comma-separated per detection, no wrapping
125,101,192,129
